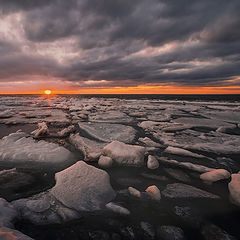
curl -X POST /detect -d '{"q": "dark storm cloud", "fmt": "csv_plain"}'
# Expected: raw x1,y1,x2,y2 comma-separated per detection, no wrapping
61,54,240,87
0,0,50,14
0,40,19,56
0,0,240,87
0,55,60,80
22,0,239,46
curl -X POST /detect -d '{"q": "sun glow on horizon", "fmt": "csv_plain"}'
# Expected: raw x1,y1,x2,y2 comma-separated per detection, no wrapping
44,89,52,95
1,84,240,95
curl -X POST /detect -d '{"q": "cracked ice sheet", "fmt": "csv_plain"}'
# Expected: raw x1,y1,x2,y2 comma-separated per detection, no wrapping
155,129,240,155
0,131,75,169
173,117,233,130
12,161,116,225
0,108,70,125
89,111,133,123
139,121,191,133
78,122,136,143
201,110,240,124
69,133,106,161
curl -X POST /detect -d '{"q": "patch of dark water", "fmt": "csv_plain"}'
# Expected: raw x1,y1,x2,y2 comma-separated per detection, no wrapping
14,191,240,240
191,126,216,133
208,209,240,238
0,169,55,201
0,123,37,139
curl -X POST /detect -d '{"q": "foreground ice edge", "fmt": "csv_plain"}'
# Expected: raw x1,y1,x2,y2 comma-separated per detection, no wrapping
12,161,116,225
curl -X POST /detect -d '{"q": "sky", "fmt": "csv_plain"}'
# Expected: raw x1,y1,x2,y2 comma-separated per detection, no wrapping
0,0,240,94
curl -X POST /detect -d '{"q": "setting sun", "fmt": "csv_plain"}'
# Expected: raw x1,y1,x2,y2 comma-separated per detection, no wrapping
44,89,52,95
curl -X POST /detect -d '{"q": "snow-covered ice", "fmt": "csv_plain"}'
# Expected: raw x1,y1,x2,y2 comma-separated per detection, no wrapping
13,161,116,225
31,122,49,137
103,141,146,166
138,137,162,147
147,155,159,169
106,202,130,215
200,169,231,183
128,187,141,198
57,125,75,137
145,185,161,201
69,133,106,161
164,146,207,159
89,111,133,123
51,161,116,211
98,155,113,168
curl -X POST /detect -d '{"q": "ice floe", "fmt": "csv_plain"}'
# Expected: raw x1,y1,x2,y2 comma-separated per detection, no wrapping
173,117,232,130
158,158,215,173
164,146,207,159
156,129,240,157
51,161,116,211
89,111,132,123
147,155,159,170
0,108,70,125
128,187,141,198
138,137,162,147
69,133,106,161
145,185,161,201
200,169,230,183
98,155,113,168
138,121,161,131
13,161,116,225
78,122,136,143
105,202,130,215
57,125,75,137
13,192,79,225
103,141,146,167
228,174,240,207
31,122,49,137
0,131,75,168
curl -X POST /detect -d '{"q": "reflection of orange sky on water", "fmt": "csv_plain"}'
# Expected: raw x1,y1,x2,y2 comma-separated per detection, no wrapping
1,85,240,95
0,229,19,240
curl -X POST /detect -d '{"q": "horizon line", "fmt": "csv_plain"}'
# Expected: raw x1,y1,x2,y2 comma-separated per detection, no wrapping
1,93,240,95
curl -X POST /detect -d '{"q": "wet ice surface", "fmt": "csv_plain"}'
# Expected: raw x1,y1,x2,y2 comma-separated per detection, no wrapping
0,95,240,240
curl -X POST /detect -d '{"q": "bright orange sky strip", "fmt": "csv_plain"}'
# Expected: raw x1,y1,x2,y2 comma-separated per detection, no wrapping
1,85,240,95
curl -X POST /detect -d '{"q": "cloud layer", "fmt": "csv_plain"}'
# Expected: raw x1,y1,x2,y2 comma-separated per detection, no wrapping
0,0,240,91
